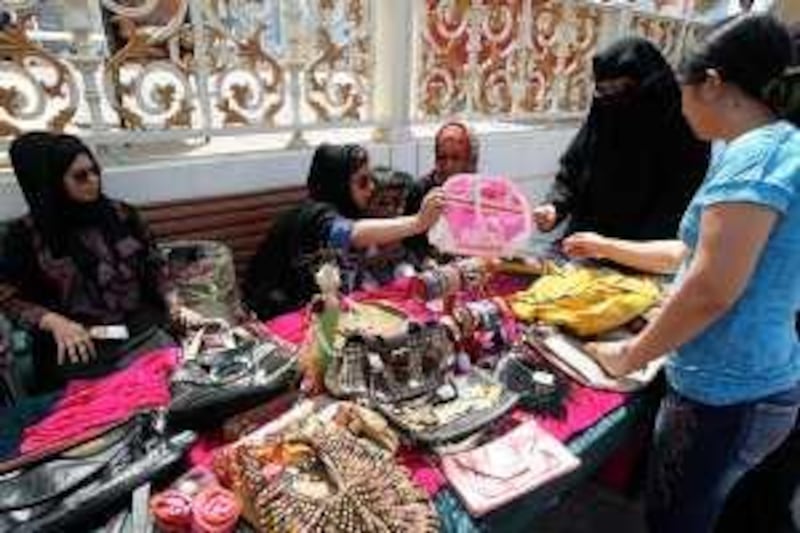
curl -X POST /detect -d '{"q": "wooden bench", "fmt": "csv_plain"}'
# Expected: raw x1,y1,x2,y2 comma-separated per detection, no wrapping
140,185,308,279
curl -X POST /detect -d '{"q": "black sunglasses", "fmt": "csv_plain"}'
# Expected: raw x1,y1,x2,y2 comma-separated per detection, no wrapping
68,165,101,183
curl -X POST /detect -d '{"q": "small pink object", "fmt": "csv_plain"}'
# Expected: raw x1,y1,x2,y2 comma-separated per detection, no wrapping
191,486,241,533
429,174,533,258
441,420,580,516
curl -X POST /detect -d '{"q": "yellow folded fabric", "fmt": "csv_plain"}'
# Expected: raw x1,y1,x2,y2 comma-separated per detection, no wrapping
508,264,662,337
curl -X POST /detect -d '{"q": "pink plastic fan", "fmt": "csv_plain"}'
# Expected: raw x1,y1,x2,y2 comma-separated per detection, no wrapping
428,174,532,258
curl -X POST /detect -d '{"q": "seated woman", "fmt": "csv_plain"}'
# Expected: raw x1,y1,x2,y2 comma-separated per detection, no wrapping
244,143,443,319
562,16,799,533
533,37,710,240
0,132,178,393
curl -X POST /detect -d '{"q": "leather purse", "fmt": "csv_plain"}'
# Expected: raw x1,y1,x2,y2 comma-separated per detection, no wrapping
377,368,518,445
0,412,195,532
441,420,580,517
168,324,299,430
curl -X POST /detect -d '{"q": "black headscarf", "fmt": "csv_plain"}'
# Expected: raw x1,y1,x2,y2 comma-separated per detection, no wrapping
306,143,368,219
244,143,369,318
548,37,710,240
9,132,127,270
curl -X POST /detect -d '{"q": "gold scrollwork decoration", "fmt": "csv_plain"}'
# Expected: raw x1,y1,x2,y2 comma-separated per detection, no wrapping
104,13,196,130
213,25,285,127
0,19,78,138
304,0,371,122
631,13,682,64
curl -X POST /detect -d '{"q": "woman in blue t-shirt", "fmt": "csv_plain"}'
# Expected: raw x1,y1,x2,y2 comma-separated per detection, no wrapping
561,15,800,533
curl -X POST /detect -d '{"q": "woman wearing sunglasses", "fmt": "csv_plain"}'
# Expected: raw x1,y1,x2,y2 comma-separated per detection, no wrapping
532,36,710,241
0,132,178,392
563,15,800,533
244,143,444,319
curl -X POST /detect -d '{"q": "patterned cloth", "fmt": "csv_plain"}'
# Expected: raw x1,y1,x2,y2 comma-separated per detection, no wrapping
0,202,169,331
0,202,171,391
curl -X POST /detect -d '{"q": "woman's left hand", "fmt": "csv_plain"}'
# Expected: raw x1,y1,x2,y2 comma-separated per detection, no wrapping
584,340,633,378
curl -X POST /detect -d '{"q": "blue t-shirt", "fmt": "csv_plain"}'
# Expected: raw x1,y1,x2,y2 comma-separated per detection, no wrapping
668,121,800,405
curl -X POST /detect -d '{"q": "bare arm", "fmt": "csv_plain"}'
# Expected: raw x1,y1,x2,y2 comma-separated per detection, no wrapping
350,187,444,249
562,232,688,275
589,203,777,375
350,216,426,248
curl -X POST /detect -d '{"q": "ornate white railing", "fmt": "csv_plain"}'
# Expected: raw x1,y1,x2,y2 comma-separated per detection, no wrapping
414,0,707,120
1,0,376,147
0,0,711,149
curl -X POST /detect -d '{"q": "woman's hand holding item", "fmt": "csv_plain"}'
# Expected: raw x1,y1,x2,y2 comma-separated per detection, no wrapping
416,187,445,232
584,339,632,378
562,232,608,259
532,204,558,232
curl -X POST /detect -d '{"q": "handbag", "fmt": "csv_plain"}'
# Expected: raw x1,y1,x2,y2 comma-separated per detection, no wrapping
494,347,570,418
441,420,580,516
428,173,533,258
224,422,438,532
523,326,666,392
324,321,455,404
168,323,299,430
0,412,195,532
377,368,518,445
161,240,243,323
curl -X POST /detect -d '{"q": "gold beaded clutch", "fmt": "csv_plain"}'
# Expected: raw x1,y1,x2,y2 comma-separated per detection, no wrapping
226,424,439,533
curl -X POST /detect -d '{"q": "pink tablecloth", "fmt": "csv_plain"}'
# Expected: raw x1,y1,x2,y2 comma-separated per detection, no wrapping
265,277,628,496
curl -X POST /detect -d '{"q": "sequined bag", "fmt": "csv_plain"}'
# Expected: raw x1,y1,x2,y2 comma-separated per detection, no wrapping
324,322,454,404
378,368,518,445
168,324,299,430
225,424,438,533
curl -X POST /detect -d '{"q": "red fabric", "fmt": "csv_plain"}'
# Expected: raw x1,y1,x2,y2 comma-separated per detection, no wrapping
265,278,628,497
189,433,226,468
20,347,178,454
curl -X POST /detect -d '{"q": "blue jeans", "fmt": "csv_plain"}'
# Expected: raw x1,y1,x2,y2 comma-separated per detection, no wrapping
646,383,800,533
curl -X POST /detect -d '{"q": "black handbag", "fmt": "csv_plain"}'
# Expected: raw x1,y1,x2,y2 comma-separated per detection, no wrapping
0,412,195,533
167,325,299,431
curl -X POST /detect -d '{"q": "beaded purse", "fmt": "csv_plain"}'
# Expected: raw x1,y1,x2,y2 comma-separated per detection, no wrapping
226,425,439,533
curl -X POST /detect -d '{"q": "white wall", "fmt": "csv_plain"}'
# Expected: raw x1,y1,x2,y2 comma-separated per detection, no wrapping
0,123,578,221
